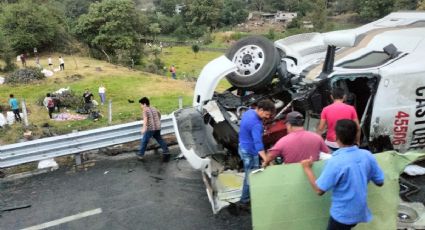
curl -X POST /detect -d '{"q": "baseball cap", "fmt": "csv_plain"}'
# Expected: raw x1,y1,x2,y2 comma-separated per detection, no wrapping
284,111,304,125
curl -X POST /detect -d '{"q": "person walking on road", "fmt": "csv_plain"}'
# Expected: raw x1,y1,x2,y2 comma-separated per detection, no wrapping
238,99,275,207
43,93,55,119
262,111,329,167
8,94,22,123
301,119,384,230
137,97,170,162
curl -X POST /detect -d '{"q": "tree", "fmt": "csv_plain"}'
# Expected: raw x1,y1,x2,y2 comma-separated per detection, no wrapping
156,13,182,34
63,0,98,21
331,0,358,13
417,0,425,9
191,44,200,58
298,0,314,16
74,0,145,64
251,0,265,11
0,31,17,72
219,0,249,26
358,0,395,21
149,23,161,42
309,0,327,30
153,0,176,17
0,1,64,52
394,0,418,10
182,0,224,30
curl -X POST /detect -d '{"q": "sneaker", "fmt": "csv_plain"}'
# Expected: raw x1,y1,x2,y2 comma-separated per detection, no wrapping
162,154,171,163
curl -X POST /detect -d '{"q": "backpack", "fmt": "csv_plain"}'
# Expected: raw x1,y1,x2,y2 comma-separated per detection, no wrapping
47,98,55,108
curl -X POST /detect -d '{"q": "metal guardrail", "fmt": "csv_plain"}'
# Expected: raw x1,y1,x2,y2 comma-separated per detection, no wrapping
0,115,174,168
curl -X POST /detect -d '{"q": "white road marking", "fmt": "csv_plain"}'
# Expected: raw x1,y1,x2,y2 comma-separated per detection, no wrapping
21,208,103,230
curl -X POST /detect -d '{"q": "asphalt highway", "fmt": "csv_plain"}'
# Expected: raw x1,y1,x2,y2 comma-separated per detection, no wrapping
0,147,251,230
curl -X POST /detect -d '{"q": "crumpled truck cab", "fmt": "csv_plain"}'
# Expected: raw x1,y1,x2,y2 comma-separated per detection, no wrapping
172,11,425,222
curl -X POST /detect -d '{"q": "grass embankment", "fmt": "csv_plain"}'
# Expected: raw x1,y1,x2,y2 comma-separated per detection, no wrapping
0,47,224,144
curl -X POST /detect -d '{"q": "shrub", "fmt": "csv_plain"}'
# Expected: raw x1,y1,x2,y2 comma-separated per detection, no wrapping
265,28,276,40
229,32,248,41
142,58,166,75
0,103,7,112
55,90,84,109
37,90,84,109
5,67,45,84
202,32,214,45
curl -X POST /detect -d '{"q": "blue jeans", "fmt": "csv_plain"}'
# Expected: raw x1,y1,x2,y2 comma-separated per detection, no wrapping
139,130,169,156
99,93,106,104
239,146,259,204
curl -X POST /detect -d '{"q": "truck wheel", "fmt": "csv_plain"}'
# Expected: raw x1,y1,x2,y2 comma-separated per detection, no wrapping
225,36,279,91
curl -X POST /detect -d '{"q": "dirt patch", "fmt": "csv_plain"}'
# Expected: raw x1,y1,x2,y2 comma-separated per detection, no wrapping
65,74,84,81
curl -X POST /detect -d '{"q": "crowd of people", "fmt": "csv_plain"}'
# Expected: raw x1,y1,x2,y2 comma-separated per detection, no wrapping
237,88,384,230
5,84,107,123
17,52,65,71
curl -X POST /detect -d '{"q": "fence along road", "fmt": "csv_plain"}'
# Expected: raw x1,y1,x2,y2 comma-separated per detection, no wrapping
0,115,174,168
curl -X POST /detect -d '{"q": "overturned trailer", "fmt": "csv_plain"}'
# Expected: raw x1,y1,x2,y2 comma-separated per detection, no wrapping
172,12,425,229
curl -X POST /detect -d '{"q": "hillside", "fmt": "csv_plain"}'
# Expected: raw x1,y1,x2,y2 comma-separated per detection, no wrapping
0,46,224,144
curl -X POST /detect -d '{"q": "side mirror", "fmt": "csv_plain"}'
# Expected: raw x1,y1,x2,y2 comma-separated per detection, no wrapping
323,31,356,47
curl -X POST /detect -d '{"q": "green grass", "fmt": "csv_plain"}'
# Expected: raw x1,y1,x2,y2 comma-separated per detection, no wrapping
159,46,222,79
0,50,223,144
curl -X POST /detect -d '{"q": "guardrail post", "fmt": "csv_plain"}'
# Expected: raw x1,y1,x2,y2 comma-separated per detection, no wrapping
108,99,112,125
21,99,29,127
75,153,82,165
72,130,82,165
178,96,183,109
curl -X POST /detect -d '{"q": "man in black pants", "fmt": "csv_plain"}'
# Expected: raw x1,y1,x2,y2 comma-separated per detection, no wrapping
83,89,94,113
43,93,55,119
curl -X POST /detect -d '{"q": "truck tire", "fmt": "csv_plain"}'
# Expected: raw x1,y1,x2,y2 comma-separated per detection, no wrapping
225,36,279,91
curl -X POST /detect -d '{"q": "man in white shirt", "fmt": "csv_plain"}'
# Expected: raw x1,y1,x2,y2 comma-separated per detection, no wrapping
98,84,106,105
59,56,64,71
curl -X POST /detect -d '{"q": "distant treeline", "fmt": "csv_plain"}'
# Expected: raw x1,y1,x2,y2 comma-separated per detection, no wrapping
0,0,423,70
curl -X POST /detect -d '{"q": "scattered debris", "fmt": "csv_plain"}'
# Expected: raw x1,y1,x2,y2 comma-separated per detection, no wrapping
1,203,31,213
65,74,83,81
54,87,70,95
404,165,425,176
150,175,164,182
23,130,32,140
0,113,6,127
41,69,53,77
53,112,87,121
37,158,59,171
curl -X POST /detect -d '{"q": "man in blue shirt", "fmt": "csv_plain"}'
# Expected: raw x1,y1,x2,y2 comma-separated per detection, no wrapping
8,94,22,123
301,119,384,230
238,99,275,206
